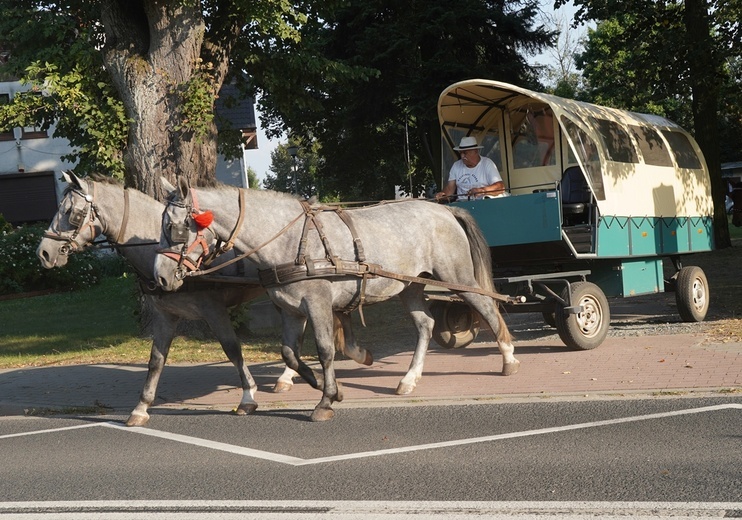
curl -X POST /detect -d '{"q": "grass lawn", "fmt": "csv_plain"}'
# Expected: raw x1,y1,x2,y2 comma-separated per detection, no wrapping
0,275,288,368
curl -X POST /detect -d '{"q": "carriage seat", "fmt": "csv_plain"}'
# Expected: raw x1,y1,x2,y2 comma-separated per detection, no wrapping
560,167,592,225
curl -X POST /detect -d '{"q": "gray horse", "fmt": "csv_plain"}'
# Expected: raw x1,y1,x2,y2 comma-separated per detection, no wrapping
36,172,371,426
154,178,519,422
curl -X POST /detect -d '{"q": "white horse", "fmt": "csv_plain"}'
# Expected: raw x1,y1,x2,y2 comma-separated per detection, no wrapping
154,178,520,422
36,172,371,426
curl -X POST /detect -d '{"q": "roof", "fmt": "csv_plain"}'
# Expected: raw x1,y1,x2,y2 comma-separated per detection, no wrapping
215,83,256,131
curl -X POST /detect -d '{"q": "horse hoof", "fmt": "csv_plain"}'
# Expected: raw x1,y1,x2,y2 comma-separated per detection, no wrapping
234,403,258,416
273,381,293,393
362,351,373,366
335,382,344,403
502,360,520,376
126,412,149,427
395,382,415,395
310,407,335,422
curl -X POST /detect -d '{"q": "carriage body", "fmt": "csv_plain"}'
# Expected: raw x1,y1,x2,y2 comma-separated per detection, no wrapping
434,80,714,350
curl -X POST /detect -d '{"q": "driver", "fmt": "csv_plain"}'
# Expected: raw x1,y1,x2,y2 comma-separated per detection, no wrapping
435,136,506,201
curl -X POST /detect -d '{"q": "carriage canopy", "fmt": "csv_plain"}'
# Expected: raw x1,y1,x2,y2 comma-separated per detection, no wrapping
437,79,713,219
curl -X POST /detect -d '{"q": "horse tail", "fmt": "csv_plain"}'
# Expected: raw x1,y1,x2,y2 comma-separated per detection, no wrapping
445,206,512,345
445,206,494,293
333,312,346,355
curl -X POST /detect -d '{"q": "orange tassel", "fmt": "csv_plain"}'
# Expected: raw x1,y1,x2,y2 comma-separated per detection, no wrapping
192,210,214,229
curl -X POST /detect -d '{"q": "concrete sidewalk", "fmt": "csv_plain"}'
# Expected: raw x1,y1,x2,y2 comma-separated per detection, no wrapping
1,330,740,418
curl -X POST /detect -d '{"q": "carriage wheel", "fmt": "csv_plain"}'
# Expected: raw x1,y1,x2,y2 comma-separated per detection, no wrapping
675,266,709,322
430,300,480,349
555,281,610,350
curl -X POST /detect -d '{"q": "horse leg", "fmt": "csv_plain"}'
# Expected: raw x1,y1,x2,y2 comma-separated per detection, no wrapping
272,311,367,393
304,303,344,422
204,306,259,415
334,312,373,366
395,286,436,395
126,306,177,427
273,367,299,393
458,293,520,376
279,313,322,389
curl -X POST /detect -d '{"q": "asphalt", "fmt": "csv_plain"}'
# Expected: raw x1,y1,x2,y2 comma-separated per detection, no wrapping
1,294,740,419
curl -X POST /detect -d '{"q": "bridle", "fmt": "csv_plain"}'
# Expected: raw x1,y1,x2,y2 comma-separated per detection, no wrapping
158,188,229,281
43,183,109,255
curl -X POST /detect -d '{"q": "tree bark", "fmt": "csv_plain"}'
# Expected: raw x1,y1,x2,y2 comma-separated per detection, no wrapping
684,0,731,249
100,0,234,200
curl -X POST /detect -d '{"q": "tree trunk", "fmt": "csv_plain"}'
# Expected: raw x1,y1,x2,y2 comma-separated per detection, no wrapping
684,0,731,249
100,0,224,200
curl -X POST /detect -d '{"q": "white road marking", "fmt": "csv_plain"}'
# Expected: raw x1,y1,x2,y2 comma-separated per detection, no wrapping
3,404,739,466
0,422,104,440
0,499,740,518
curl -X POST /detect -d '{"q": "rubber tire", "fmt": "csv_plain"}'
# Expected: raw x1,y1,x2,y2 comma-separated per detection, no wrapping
430,300,480,349
675,266,709,322
555,281,610,350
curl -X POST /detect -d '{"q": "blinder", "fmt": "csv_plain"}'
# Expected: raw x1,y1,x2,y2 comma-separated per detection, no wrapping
168,221,190,244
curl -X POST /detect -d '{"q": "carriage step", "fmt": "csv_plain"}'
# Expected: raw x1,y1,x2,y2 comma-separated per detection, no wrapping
564,225,594,254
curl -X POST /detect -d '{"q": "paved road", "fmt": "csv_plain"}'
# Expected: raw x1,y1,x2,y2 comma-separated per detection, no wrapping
1,290,740,518
1,397,740,518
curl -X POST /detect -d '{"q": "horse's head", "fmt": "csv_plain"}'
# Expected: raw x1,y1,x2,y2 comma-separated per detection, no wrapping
37,171,105,268
154,176,218,291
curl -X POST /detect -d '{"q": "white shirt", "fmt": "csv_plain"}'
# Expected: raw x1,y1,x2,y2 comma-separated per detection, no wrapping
448,156,503,199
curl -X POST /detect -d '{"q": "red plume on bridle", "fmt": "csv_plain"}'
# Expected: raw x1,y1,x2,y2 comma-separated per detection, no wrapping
192,210,214,229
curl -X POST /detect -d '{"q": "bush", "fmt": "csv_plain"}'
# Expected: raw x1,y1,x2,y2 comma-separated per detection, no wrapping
0,223,108,295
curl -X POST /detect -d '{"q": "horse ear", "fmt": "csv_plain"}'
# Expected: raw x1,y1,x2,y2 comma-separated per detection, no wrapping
63,170,88,194
177,176,190,200
161,176,176,194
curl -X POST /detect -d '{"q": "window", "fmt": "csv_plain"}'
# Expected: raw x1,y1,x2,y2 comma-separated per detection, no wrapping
511,106,556,169
0,93,13,141
629,125,673,166
661,130,703,169
592,118,638,163
561,116,606,200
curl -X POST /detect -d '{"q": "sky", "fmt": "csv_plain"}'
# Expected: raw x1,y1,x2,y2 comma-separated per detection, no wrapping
242,1,580,187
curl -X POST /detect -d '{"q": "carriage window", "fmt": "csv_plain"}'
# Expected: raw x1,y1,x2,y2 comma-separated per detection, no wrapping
592,118,638,163
442,127,503,179
561,116,606,200
511,107,556,169
630,125,673,166
661,130,703,169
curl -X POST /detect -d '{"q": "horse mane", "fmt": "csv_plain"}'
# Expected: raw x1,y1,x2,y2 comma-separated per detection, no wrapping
88,172,123,185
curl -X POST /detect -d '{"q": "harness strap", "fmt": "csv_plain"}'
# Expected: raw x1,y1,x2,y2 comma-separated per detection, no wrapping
221,188,246,252
336,209,366,263
258,260,513,306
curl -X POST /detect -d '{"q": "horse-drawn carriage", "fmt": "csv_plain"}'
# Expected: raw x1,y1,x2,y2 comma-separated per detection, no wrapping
430,79,715,351
37,80,717,422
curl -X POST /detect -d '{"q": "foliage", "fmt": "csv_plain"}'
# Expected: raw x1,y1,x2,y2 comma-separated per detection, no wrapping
254,0,556,200
0,4,129,177
172,58,218,143
263,140,326,199
0,0,305,193
0,224,108,295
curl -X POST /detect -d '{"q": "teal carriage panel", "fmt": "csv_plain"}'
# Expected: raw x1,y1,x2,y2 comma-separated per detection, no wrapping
452,191,562,248
596,216,630,257
598,216,714,258
688,216,714,252
588,258,664,298
659,217,690,254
